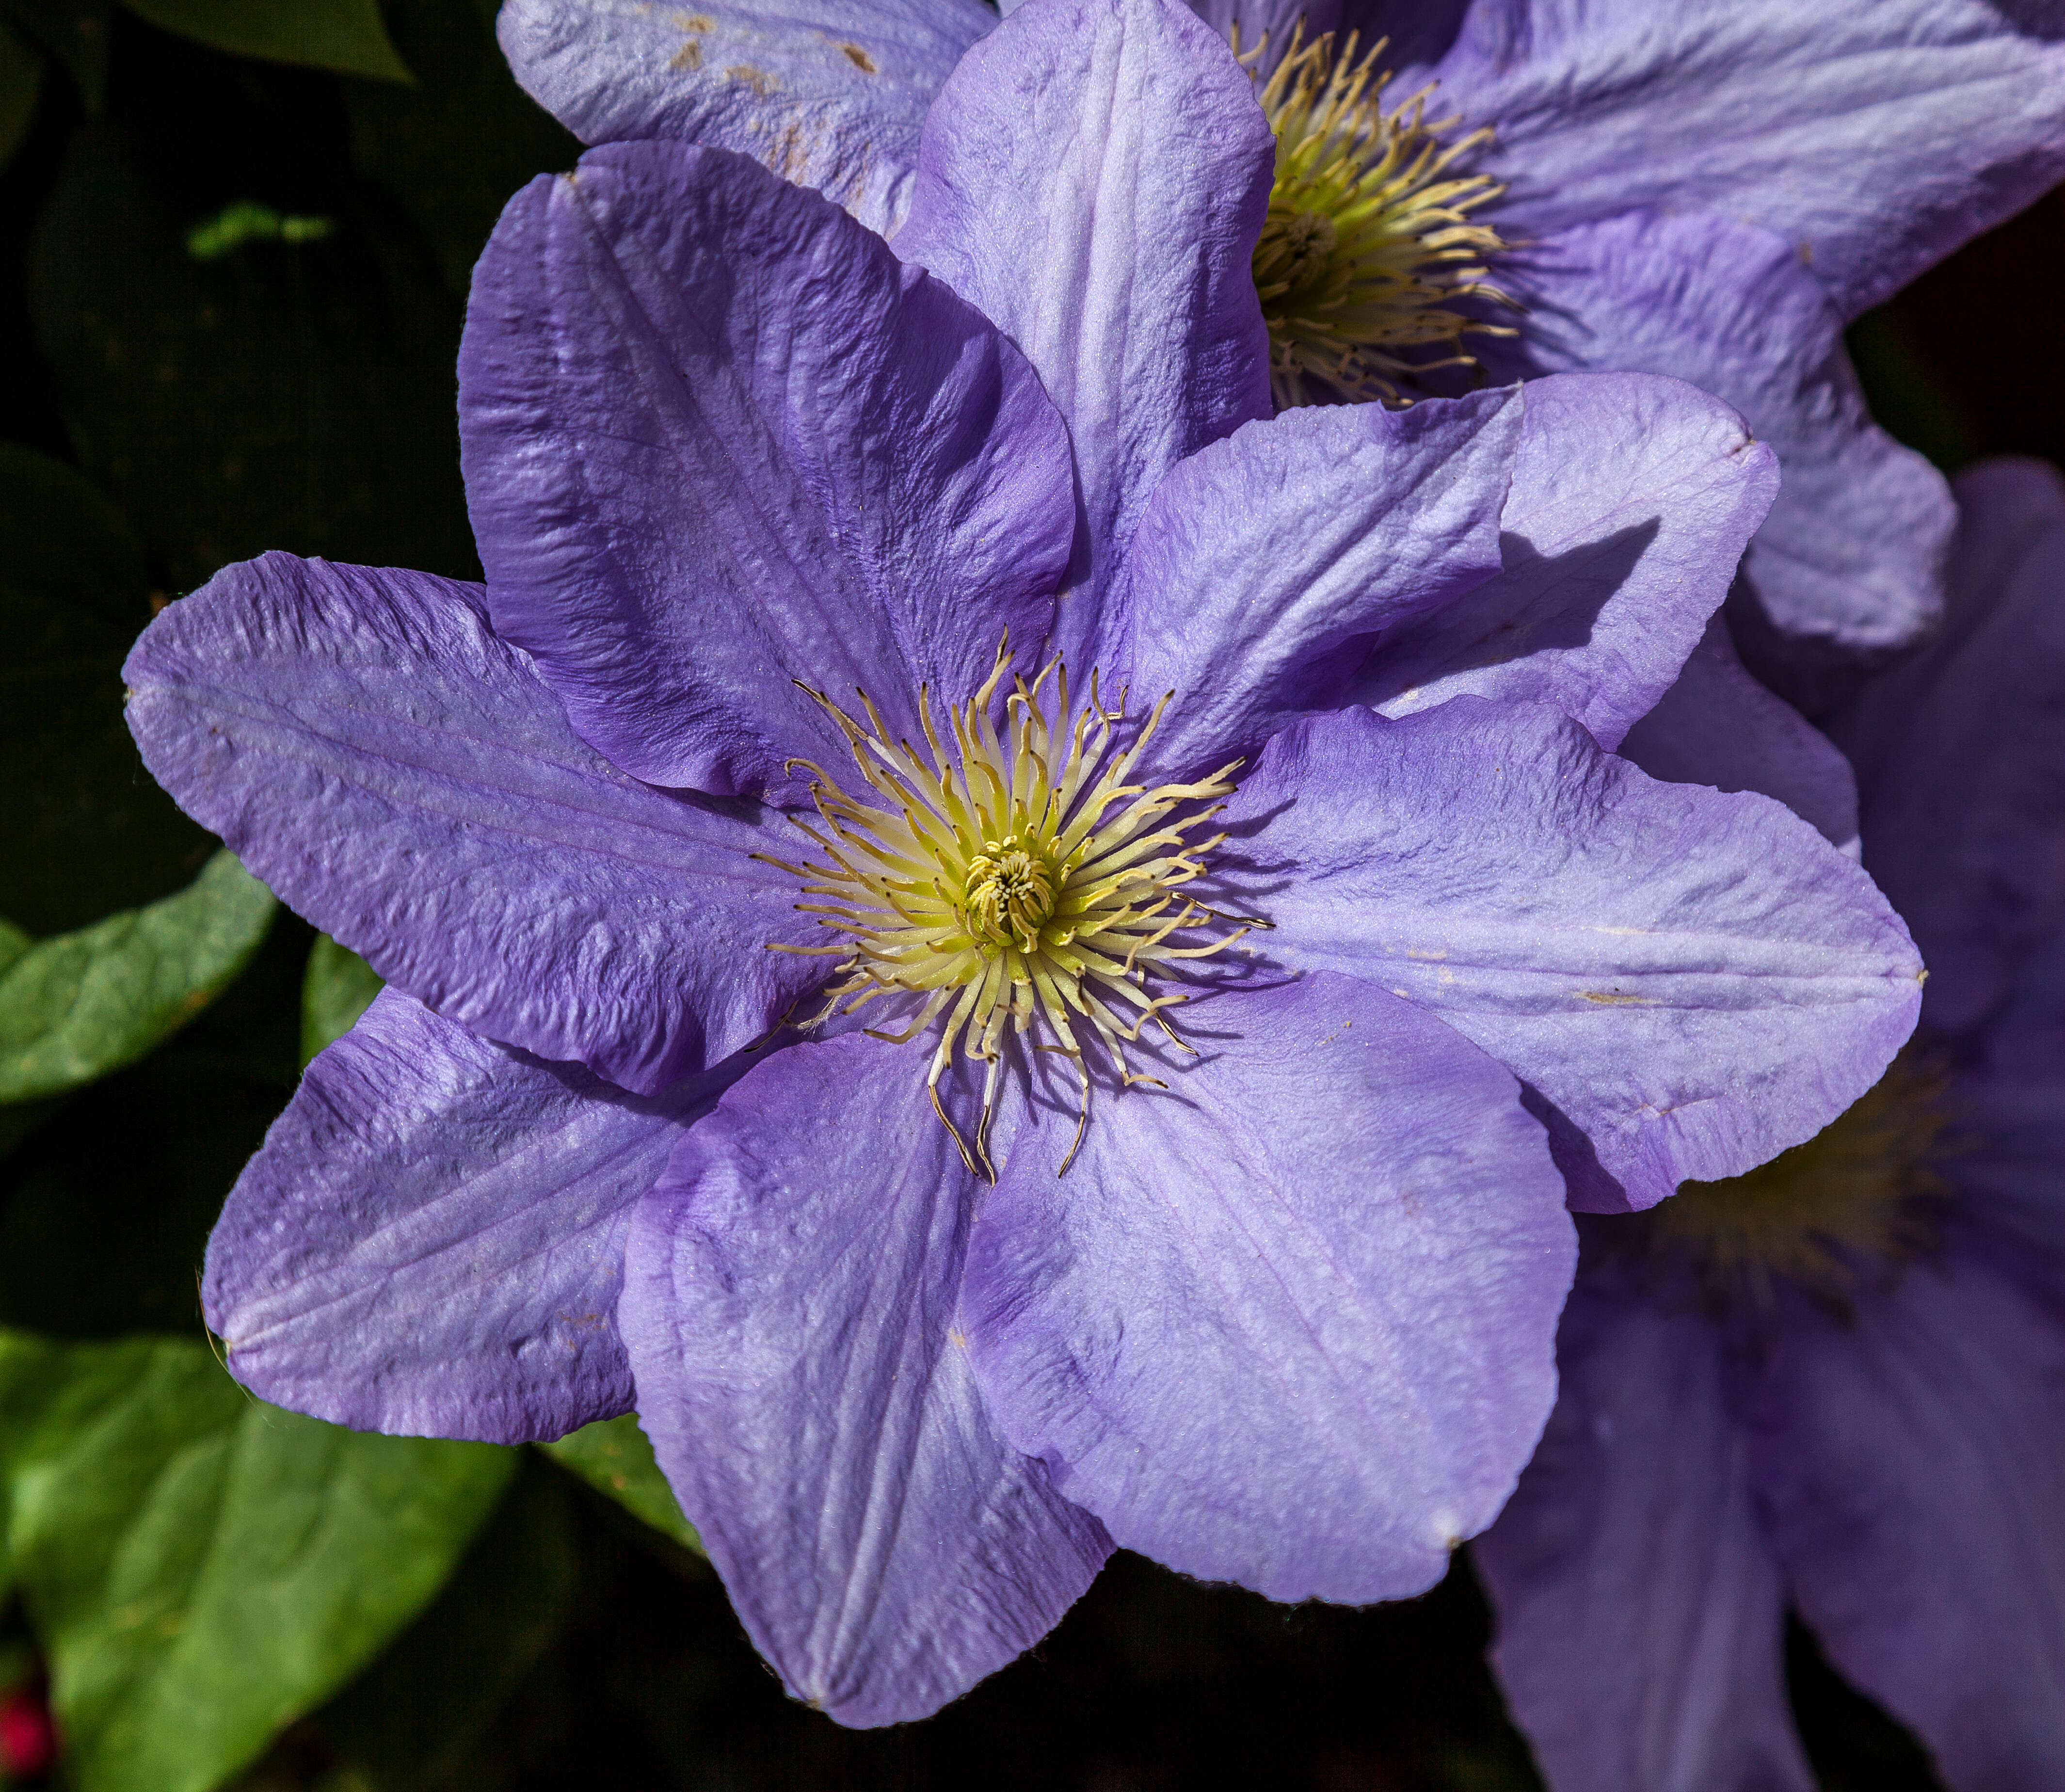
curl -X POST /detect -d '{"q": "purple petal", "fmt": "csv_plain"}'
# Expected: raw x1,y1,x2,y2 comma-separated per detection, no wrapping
895,0,1275,655
1112,386,1517,778
620,1030,1111,1728
1345,371,1777,752
460,139,1073,798
1620,617,1861,856
1953,1057,2065,1324
1475,1267,1814,1792
1747,1247,2065,1788
123,555,817,1096
1425,0,2065,317
206,991,735,1444
1221,700,1923,1211
1184,0,1341,69
1482,211,1949,663
496,0,994,236
1831,457,2065,1037
961,972,1574,1603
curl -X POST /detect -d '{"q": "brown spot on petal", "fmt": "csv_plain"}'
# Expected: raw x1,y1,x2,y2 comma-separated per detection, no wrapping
839,41,877,72
669,38,701,69
728,64,776,96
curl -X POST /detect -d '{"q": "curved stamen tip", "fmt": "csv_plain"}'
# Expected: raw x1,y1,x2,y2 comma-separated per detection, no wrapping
761,640,1251,1168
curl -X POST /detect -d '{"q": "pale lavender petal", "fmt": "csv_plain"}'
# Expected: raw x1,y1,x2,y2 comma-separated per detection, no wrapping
1620,617,1861,856
1831,458,2065,1036
896,0,1274,656
123,555,818,1097
461,139,1073,798
620,1030,1111,1728
1111,386,1516,778
962,972,1573,1603
1748,1248,2065,1790
204,991,733,1443
1220,700,1923,1211
1476,1269,1814,1792
1481,211,1950,663
497,0,994,236
1425,0,2065,317
1346,370,1777,751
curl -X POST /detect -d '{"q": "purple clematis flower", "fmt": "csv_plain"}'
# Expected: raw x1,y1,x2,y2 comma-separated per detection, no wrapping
127,0,1919,1725
496,0,2065,692
1474,457,2065,1792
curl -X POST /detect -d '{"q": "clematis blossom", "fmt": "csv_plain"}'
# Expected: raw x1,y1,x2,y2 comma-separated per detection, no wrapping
128,0,1920,1726
1474,458,2065,1792
496,0,2065,694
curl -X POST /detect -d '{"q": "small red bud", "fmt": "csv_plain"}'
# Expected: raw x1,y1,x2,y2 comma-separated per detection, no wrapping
0,1683,56,1779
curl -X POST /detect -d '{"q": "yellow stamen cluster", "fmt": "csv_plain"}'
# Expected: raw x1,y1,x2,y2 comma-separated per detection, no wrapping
756,643,1248,1174
1629,1052,1956,1312
1247,27,1513,407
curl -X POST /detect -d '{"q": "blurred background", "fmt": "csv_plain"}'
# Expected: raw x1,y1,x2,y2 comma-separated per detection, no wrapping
0,3,2056,1787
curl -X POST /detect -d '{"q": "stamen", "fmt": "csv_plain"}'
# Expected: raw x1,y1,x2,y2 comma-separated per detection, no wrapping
766,640,1247,1175
1622,1050,1957,1313
1244,25,1516,408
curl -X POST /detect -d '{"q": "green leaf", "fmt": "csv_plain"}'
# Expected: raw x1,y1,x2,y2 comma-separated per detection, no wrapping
343,0,579,293
0,849,276,1103
0,1328,514,1792
0,442,146,626
0,444,216,935
541,1415,702,1555
1,0,111,114
118,0,411,81
0,19,43,168
319,1456,577,1790
30,122,479,592
301,935,383,1067
184,198,334,261
1846,307,1979,476
0,1328,83,1597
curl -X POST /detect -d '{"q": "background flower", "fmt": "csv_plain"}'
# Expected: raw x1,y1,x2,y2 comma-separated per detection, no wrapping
1474,457,2065,1792
497,0,2065,702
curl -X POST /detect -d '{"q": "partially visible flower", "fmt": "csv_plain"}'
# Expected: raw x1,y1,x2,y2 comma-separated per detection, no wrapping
129,0,1916,1727
1474,458,2065,1792
0,1675,55,1781
497,0,2065,689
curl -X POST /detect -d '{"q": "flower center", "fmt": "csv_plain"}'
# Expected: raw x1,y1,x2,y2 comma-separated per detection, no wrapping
1245,26,1513,408
1626,1051,1955,1311
758,643,1249,1174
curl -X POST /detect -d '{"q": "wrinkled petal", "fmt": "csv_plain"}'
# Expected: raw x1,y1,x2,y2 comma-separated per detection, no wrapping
1112,386,1516,777
1831,457,2065,1037
1482,211,1949,663
124,555,817,1096
1421,0,2065,317
1345,370,1777,751
497,0,993,236
962,972,1573,1603
1620,616,1861,856
1476,1268,1814,1792
1219,700,1923,1212
204,991,730,1444
1747,1249,2065,1791
621,1030,1111,1728
461,139,1073,798
896,0,1274,654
